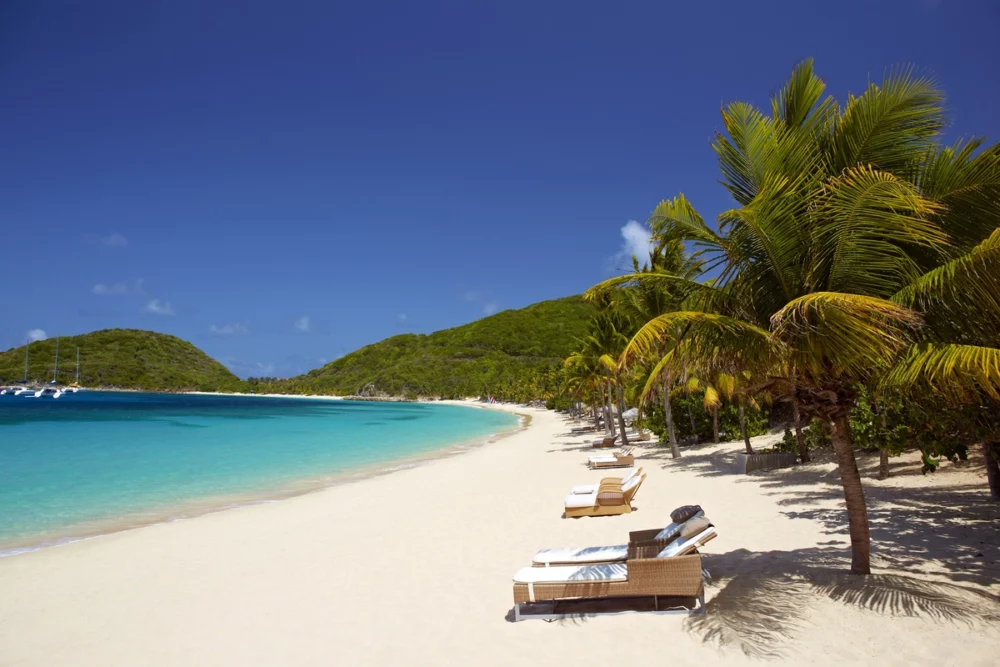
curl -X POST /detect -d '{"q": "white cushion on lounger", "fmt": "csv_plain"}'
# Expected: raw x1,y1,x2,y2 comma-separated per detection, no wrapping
532,544,629,566
565,491,597,509
621,475,641,493
571,484,598,495
513,562,628,584
656,526,717,558
652,510,705,540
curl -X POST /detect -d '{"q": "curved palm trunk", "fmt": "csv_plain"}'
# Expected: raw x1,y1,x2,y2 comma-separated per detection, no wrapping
830,415,872,575
712,406,720,444
983,439,1000,501
793,399,809,463
687,404,697,437
598,381,610,435
738,400,753,454
615,379,629,447
605,377,617,437
662,373,680,458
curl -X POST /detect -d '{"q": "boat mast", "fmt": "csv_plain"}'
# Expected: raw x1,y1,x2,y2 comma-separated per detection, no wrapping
53,337,60,383
24,339,29,382
76,347,80,384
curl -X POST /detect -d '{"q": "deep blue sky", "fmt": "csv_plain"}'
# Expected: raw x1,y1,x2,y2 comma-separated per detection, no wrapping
3,0,999,377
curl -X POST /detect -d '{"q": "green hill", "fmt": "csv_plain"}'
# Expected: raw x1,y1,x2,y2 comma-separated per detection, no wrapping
270,296,596,400
0,329,242,392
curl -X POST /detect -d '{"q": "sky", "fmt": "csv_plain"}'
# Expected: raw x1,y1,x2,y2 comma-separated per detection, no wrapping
2,0,999,378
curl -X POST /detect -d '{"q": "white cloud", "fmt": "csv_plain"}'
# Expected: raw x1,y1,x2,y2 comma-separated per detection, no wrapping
209,323,249,336
92,282,129,295
101,233,128,247
294,315,311,332
92,278,143,296
142,299,175,316
397,313,408,322
611,220,654,271
26,328,47,342
483,302,499,315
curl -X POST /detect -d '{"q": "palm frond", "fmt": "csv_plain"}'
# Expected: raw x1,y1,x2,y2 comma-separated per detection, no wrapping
885,343,1000,402
814,166,947,296
831,67,944,173
771,292,919,382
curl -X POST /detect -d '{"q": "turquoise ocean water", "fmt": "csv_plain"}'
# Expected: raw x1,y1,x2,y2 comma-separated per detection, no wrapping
0,392,518,555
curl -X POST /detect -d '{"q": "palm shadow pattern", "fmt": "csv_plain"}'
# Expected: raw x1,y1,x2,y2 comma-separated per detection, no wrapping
686,547,1000,659
681,446,1000,658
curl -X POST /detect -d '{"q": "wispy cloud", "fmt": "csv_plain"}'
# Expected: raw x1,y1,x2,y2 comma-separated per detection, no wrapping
26,328,47,342
92,278,144,296
294,315,311,333
483,302,499,315
610,219,654,272
100,233,128,247
397,313,408,322
92,282,129,295
141,299,175,316
209,322,249,336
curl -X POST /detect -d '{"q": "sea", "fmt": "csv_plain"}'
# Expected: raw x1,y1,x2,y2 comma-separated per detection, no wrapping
0,391,519,556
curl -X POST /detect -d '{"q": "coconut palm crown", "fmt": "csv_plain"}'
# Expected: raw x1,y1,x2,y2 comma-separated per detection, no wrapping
604,60,1000,574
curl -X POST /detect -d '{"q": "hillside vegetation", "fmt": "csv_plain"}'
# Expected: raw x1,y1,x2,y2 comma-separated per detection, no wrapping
266,296,596,399
0,329,243,392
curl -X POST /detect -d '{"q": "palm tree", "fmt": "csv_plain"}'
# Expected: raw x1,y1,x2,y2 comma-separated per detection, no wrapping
613,61,1000,574
588,241,702,458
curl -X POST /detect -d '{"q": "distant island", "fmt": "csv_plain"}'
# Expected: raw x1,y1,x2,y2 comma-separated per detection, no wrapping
0,296,595,400
0,329,244,393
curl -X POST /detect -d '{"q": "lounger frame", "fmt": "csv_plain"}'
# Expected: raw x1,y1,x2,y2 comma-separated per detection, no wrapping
563,475,645,518
512,554,706,621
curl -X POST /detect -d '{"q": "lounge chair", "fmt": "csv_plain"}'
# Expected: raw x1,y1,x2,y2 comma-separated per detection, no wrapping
590,434,620,448
569,467,643,496
511,553,706,620
588,447,634,469
563,474,645,518
532,513,711,566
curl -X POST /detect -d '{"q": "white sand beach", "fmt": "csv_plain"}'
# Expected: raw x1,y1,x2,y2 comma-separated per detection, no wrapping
1,403,997,666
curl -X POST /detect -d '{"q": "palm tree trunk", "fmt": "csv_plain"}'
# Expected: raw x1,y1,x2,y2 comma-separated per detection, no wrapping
878,403,890,480
615,379,629,447
738,401,753,454
712,406,719,444
830,415,872,575
687,403,697,439
605,377,616,437
598,381,610,435
662,373,680,458
793,399,809,463
983,439,1000,501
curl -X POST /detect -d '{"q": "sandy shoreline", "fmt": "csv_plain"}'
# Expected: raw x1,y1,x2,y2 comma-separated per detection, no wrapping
1,405,998,665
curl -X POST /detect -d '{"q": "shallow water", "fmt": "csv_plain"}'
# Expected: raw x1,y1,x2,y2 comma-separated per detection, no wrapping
0,392,517,555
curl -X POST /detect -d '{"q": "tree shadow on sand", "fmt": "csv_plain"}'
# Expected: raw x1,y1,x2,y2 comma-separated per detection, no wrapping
687,547,1000,659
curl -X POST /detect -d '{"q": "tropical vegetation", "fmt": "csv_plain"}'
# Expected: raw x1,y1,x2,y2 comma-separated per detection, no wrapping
566,60,1000,575
259,297,595,400
0,329,243,392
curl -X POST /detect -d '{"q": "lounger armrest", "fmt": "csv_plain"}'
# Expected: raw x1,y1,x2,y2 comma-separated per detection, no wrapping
626,555,704,597
628,528,663,543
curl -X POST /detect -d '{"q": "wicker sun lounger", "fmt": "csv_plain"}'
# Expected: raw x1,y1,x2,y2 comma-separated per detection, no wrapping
588,449,634,469
591,434,620,448
569,468,643,496
563,474,645,518
532,515,713,567
511,553,706,620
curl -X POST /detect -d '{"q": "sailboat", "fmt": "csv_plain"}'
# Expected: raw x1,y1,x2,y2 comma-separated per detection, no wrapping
11,339,35,395
64,347,83,393
35,338,64,398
